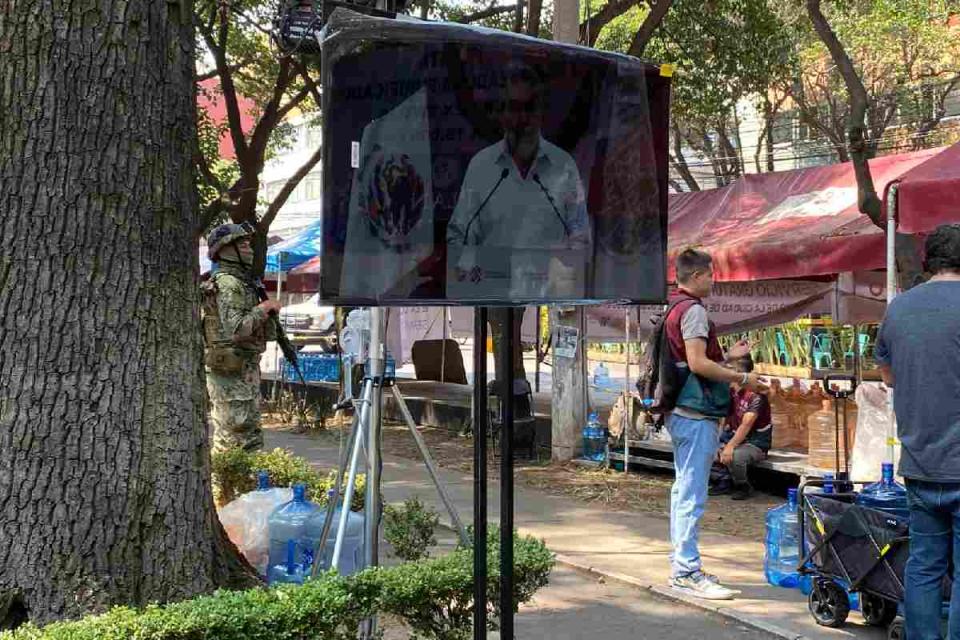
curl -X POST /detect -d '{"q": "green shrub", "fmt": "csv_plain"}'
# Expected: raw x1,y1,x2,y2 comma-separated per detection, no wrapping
377,529,555,640
212,447,365,510
384,496,440,563
1,531,554,640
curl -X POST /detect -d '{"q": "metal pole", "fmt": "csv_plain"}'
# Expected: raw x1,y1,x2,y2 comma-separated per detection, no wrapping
363,307,384,639
886,185,898,464
473,308,488,640
333,384,372,570
534,306,541,393
623,309,631,474
441,308,448,384
391,384,470,546
312,392,366,577
498,307,515,640
273,254,285,401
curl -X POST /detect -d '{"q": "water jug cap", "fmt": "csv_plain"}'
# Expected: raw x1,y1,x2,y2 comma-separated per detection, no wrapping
589,411,598,420
881,462,894,481
787,487,798,504
328,489,337,500
293,483,306,502
257,470,270,490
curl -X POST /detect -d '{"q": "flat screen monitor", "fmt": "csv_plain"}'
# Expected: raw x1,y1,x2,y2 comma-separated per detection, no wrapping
320,10,670,306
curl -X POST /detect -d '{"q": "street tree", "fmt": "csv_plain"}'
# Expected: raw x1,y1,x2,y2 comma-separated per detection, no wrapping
194,0,324,275
790,0,960,166
592,0,794,190
803,0,959,288
0,0,259,628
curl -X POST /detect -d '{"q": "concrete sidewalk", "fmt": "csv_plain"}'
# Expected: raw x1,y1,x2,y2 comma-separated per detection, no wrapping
265,429,885,640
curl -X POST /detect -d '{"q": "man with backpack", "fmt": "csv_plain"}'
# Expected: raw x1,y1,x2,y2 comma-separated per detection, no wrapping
650,248,767,600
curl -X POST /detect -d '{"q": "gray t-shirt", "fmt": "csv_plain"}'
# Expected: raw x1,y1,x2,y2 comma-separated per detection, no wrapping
875,280,960,482
673,305,714,421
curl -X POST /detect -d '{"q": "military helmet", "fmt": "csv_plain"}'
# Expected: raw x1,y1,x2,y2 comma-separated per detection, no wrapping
207,222,255,260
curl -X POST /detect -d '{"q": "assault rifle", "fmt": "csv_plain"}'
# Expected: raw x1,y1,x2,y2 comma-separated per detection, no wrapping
253,280,307,388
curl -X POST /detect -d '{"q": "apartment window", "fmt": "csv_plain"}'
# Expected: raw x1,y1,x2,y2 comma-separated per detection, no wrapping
287,183,304,204
306,126,322,150
305,174,322,201
944,89,960,118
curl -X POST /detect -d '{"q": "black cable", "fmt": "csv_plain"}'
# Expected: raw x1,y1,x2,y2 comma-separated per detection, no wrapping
462,168,510,245
532,172,571,237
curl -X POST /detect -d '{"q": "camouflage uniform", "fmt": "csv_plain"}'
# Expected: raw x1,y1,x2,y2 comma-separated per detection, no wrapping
201,261,277,453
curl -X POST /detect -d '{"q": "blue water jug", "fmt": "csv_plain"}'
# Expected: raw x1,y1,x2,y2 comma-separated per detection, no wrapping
856,463,909,521
582,412,606,462
267,539,309,585
593,363,610,389
267,483,322,583
307,490,366,576
765,488,802,588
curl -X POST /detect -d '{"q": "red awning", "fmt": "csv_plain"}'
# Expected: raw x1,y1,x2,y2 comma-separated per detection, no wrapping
889,141,960,234
668,147,942,282
279,255,321,293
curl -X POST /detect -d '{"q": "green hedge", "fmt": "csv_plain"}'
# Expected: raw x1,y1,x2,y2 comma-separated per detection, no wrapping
212,447,365,510
1,531,554,640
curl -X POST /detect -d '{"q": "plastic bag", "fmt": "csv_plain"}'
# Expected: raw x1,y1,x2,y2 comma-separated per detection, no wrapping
219,485,292,575
850,383,900,483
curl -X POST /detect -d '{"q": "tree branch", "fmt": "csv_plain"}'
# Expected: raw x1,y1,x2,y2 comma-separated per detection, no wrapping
199,10,250,166
627,0,672,58
457,4,518,23
247,59,294,166
806,0,882,227
525,0,543,36
670,123,700,191
258,146,324,234
911,76,960,150
195,61,247,83
579,0,638,46
290,59,323,111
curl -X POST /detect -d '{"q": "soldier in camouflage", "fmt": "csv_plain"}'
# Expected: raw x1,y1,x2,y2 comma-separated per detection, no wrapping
201,223,281,454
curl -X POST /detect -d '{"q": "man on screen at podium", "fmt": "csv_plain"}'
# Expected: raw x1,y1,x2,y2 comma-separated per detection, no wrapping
446,62,592,301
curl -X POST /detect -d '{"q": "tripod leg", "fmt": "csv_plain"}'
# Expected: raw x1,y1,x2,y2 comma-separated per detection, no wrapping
391,385,470,546
311,378,370,577
332,378,374,571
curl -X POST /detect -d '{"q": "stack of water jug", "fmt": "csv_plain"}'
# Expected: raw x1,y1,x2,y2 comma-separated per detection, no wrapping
592,363,611,390
219,473,366,585
581,411,607,462
765,463,907,595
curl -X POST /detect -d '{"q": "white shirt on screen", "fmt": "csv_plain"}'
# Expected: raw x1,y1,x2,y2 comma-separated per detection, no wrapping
446,136,591,300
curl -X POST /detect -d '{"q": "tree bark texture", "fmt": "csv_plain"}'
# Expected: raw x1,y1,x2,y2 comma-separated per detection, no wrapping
805,0,924,289
0,0,258,627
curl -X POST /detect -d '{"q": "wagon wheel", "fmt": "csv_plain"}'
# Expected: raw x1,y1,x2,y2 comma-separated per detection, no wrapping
862,593,898,627
887,617,905,640
808,579,850,628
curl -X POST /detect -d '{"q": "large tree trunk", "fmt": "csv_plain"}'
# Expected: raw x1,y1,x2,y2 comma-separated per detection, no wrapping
0,0,258,627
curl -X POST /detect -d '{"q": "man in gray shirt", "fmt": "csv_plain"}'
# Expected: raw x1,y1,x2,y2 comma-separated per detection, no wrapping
875,223,960,640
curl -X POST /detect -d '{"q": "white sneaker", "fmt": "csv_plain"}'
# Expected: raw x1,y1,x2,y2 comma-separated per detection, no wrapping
670,572,738,600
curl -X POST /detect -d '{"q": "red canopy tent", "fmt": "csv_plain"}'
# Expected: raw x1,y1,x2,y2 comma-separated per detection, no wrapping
283,256,321,293
886,141,960,234
668,147,943,283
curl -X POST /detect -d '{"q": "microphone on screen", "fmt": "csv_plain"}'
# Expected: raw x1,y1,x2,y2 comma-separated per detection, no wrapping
532,172,571,237
462,168,510,245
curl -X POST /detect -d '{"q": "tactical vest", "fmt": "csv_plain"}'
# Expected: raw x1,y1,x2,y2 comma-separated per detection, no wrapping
201,271,262,376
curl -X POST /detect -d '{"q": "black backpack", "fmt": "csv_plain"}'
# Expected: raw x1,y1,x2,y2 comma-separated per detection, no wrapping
637,297,696,415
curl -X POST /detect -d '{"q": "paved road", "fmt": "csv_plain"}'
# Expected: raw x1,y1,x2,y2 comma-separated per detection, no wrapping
265,428,884,639
514,564,775,640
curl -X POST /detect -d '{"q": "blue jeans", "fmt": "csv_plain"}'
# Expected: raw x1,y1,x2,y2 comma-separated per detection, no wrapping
667,413,719,578
905,479,960,640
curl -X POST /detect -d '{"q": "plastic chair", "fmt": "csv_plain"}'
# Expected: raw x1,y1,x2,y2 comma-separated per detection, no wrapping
776,331,793,366
812,334,833,370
